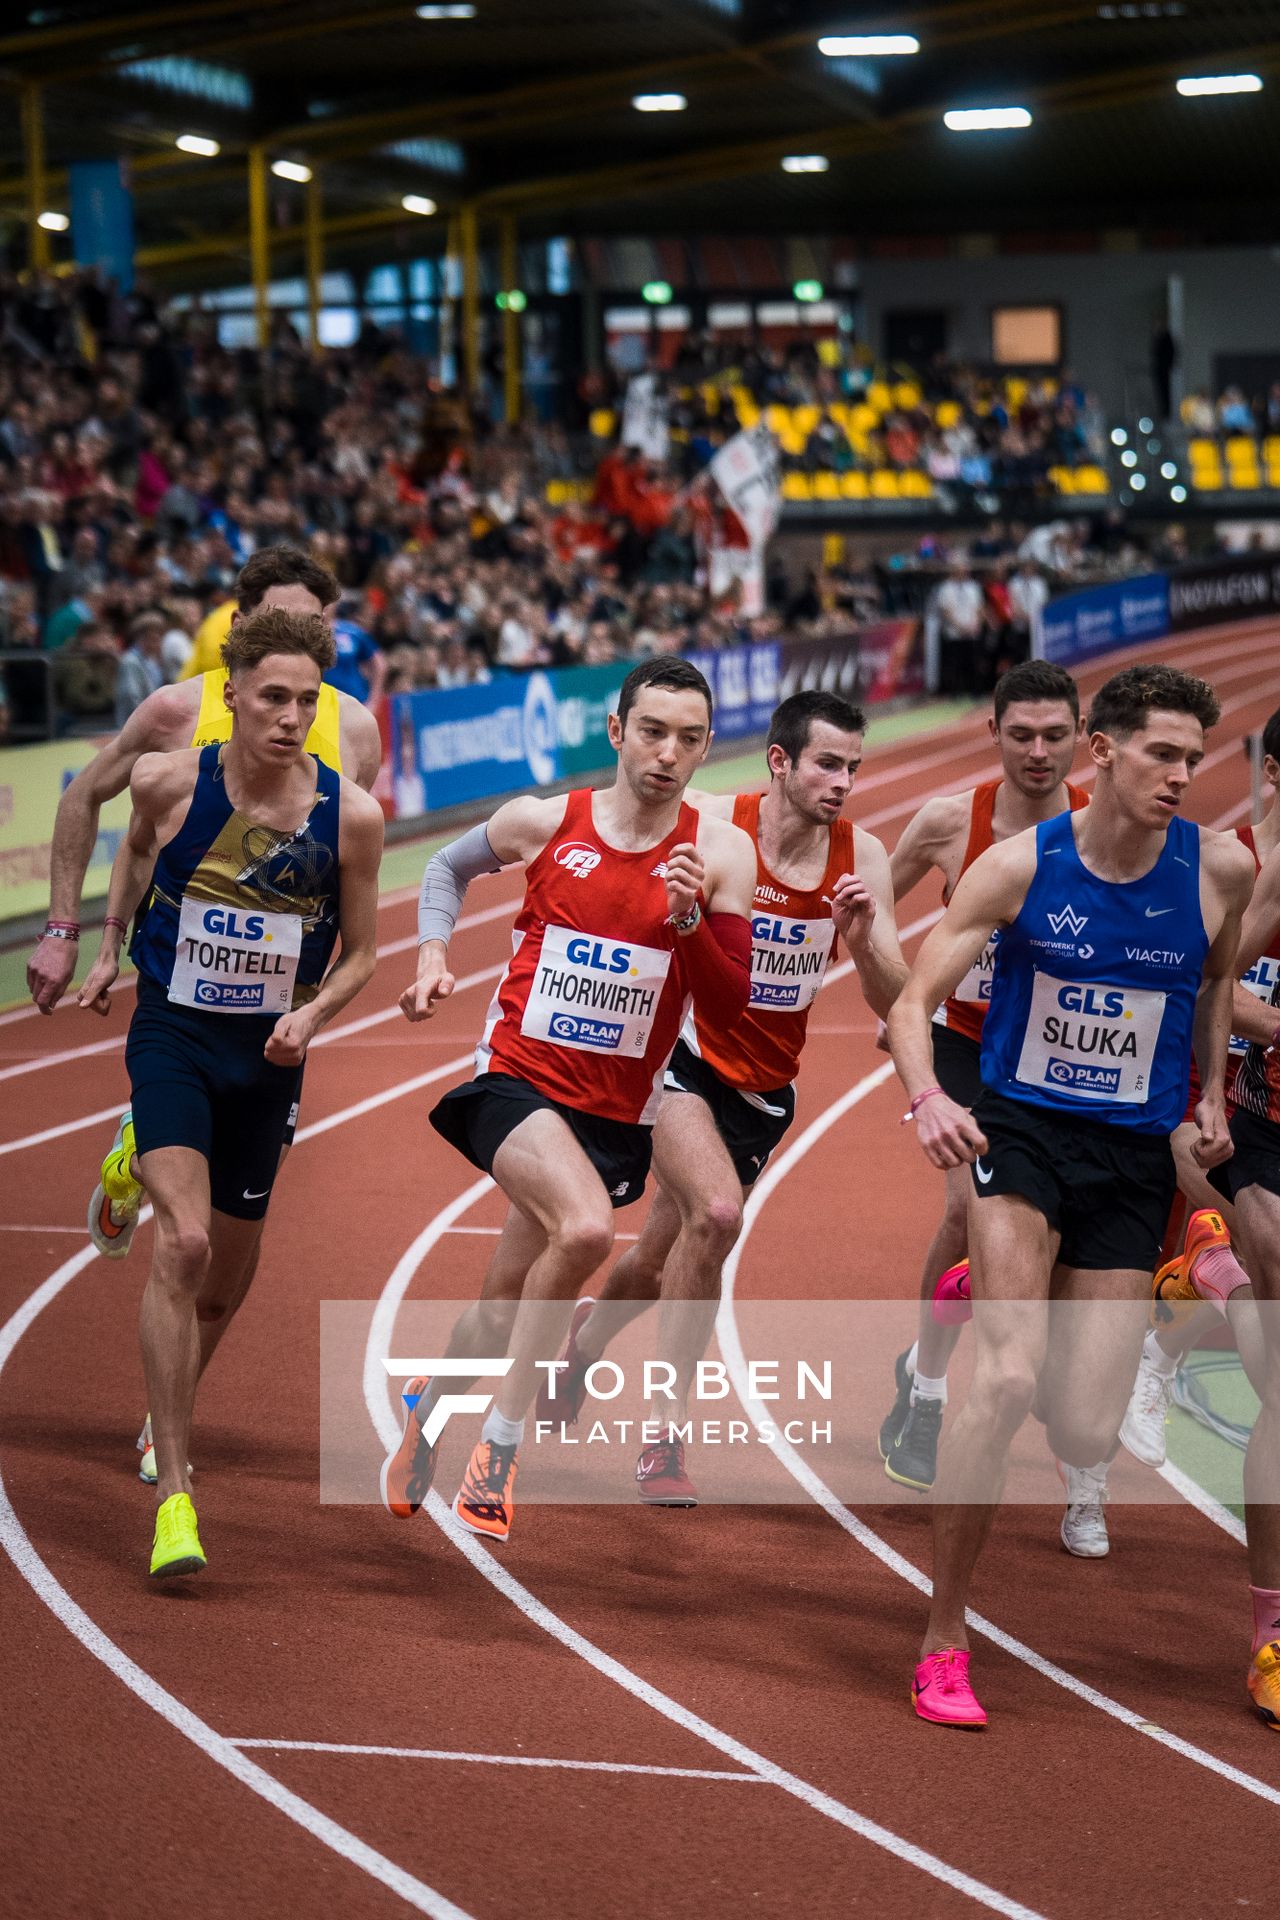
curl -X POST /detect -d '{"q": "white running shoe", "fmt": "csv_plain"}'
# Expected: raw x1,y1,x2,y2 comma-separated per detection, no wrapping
1119,1349,1176,1468
136,1415,192,1486
1059,1462,1110,1558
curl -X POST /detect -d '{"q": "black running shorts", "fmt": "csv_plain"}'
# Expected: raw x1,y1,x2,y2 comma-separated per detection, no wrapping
970,1086,1176,1273
662,1038,795,1188
126,976,303,1220
931,1023,985,1109
1210,1107,1280,1203
431,1072,652,1209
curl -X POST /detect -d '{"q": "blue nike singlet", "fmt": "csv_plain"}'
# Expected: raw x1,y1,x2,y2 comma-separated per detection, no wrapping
979,809,1207,1134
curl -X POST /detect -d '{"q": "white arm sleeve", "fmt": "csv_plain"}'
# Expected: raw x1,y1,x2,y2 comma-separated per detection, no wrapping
417,823,505,946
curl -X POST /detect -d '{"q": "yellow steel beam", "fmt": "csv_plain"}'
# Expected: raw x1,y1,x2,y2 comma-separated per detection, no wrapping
459,200,479,399
248,143,270,347
134,205,412,271
21,81,49,272
499,212,519,426
306,172,324,352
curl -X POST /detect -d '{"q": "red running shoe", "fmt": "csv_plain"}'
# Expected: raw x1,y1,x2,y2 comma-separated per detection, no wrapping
912,1648,987,1728
379,1376,438,1519
452,1439,519,1542
534,1296,596,1426
931,1259,972,1326
635,1436,699,1507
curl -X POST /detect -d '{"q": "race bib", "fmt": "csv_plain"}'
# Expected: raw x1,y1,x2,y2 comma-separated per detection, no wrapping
169,896,302,1015
748,912,834,1013
521,924,671,1057
933,930,999,1027
1015,970,1166,1105
1230,955,1280,1055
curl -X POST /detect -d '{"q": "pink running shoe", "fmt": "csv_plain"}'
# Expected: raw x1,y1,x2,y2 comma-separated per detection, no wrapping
912,1648,987,1728
931,1260,972,1326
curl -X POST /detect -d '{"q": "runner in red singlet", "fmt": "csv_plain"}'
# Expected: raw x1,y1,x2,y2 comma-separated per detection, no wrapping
877,660,1086,1496
381,658,756,1542
538,691,908,1505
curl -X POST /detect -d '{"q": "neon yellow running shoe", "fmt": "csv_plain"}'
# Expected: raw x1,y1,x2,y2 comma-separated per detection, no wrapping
149,1492,206,1579
88,1110,142,1261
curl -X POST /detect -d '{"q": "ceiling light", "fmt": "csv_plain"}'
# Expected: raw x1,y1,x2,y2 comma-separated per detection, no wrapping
175,133,220,156
782,154,829,173
1110,427,1128,445
1176,74,1262,96
1137,415,1154,432
37,210,69,231
818,34,919,55
1160,461,1178,479
271,159,312,182
402,194,437,215
416,3,476,15
1170,484,1187,502
1130,472,1147,489
632,92,686,111
1121,449,1138,467
943,107,1032,130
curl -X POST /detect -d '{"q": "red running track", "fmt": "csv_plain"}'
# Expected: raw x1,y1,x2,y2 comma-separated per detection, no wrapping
2,616,1278,1920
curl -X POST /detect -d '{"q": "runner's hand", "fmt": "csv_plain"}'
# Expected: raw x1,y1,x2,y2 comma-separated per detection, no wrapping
914,1092,987,1171
874,1018,891,1055
400,945,455,1022
664,843,704,921
1191,1096,1233,1170
831,871,875,946
76,948,119,1016
265,1008,317,1067
28,933,78,1013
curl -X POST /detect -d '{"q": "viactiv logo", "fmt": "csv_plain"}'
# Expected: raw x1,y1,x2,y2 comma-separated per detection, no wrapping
382,1356,514,1446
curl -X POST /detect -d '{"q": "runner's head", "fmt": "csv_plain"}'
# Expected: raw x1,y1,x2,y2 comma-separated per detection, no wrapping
231,545,341,628
1255,703,1280,797
610,657,713,807
989,661,1082,799
766,690,865,825
1086,663,1219,825
222,608,337,761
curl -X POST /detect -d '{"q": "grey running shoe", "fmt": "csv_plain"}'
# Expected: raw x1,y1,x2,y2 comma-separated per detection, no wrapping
878,1349,914,1460
885,1396,943,1491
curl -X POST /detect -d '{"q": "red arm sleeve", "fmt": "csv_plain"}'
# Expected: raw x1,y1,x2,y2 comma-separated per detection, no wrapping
676,909,751,1027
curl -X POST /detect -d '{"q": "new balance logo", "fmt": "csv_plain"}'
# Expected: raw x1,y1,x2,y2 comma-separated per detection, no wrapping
382,1357,514,1446
1046,904,1088,938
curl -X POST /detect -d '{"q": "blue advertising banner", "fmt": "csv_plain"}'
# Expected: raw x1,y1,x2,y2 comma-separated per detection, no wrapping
1038,573,1169,668
684,642,781,741
69,160,135,294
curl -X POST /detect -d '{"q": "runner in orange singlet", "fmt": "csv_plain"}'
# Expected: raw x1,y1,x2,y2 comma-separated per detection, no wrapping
382,658,756,1542
539,690,908,1505
877,661,1086,1496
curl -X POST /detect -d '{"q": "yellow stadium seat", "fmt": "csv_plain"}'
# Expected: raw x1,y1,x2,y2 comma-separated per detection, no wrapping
793,405,820,437
899,471,934,498
828,402,850,428
935,400,962,429
811,472,840,501
782,472,813,501
1075,467,1109,495
1050,467,1075,494
892,382,922,410
870,470,900,499
765,404,791,435
866,381,892,414
588,409,616,438
1191,469,1221,491
1187,437,1219,465
1265,436,1280,462
777,425,807,458
840,471,870,499
1225,436,1258,460
737,402,761,428
849,402,880,434
545,481,568,505
1005,378,1028,410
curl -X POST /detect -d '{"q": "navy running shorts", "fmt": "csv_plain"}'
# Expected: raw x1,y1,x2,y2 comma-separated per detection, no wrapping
1210,1107,1280,1203
970,1086,1176,1272
126,975,303,1220
431,1071,652,1209
662,1038,795,1187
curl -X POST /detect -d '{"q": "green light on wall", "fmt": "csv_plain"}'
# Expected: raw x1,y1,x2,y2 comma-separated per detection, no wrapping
496,288,527,312
642,280,673,304
793,279,824,303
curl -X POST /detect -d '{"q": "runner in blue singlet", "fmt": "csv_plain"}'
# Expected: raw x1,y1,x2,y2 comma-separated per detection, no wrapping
887,662,1254,1730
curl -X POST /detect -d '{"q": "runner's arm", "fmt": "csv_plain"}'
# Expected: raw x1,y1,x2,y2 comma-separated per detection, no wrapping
889,795,966,903
27,685,191,1011
1236,838,1280,976
266,788,386,1067
667,816,754,1027
75,754,186,1015
837,828,908,1020
1189,836,1255,1166
401,793,567,1022
886,840,1034,1169
339,697,383,792
682,787,736,821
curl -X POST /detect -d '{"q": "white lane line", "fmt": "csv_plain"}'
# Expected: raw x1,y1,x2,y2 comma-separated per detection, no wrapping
0,1237,476,1920
444,1226,640,1240
361,1207,1046,1920
1157,1458,1247,1544
231,1740,764,1782
0,1224,89,1235
0,1105,124,1161
715,1067,1280,1809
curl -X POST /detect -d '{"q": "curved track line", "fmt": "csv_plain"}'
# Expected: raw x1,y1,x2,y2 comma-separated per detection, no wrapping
715,1066,1280,1807
0,1238,477,1920
362,1201,1049,1920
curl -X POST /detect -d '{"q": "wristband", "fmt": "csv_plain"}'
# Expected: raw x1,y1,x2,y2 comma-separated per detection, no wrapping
901,1084,945,1126
104,916,128,937
42,924,80,942
670,903,702,935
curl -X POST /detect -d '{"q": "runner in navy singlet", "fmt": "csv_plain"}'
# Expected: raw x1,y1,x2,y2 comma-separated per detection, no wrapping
887,662,1253,1730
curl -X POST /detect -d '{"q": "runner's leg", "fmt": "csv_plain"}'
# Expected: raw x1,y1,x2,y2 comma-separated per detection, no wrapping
138,1145,213,1504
